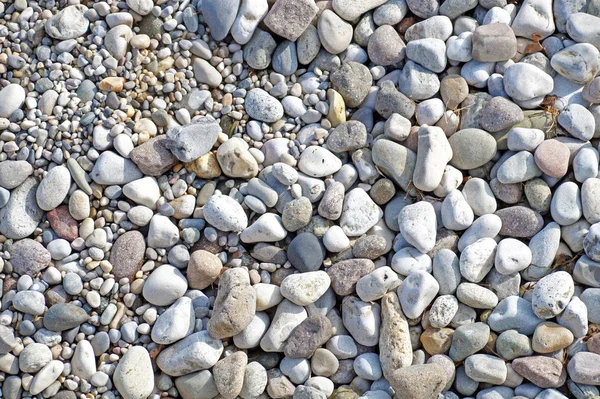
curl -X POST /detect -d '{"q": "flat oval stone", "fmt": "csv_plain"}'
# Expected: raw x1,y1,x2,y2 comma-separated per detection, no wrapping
110,231,146,281
245,88,284,123
284,315,332,358
532,271,574,319
448,129,497,170
10,238,51,277
44,303,89,332
495,206,544,238
512,356,567,389
0,178,44,239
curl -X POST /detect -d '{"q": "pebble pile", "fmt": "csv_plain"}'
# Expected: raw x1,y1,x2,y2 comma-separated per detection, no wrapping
3,0,600,398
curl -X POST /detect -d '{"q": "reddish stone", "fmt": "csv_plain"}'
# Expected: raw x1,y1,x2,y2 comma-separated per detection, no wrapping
47,205,78,242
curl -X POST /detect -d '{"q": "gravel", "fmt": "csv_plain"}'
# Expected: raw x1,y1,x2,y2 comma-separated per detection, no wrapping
1,2,599,399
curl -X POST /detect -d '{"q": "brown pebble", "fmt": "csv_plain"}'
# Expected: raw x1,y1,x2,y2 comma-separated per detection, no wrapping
47,205,78,242
186,250,223,290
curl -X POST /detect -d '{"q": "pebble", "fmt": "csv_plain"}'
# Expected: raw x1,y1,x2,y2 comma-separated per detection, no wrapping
0,178,44,239
318,10,353,55
330,62,373,108
280,271,330,306
531,271,574,319
551,43,600,84
157,331,224,376
398,270,439,319
246,88,284,123
448,129,497,170
202,0,240,41
264,0,318,41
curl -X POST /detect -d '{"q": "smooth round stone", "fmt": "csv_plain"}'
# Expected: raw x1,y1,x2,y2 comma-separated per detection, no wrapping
373,0,407,25
416,98,445,126
398,61,441,101
114,346,154,399
550,181,582,226
0,178,44,240
557,103,595,141
556,297,588,338
339,188,383,237
241,213,287,243
142,265,188,307
531,271,574,319
157,331,223,377
90,151,143,185
330,62,373,108
388,364,446,399
298,146,342,178
462,178,496,216
433,249,461,295
496,151,542,184
448,129,497,170
531,322,574,353
356,266,399,302
464,354,507,384
507,128,545,152
342,296,380,346
231,0,268,45
447,32,473,63
13,291,45,316
391,247,432,276
323,225,350,252
243,28,276,70
534,139,570,178
460,60,495,88
460,237,497,283
375,81,416,121
327,121,368,153
273,41,298,76
44,5,89,40
311,348,340,376
193,58,222,88
44,303,89,332
318,10,353,55
406,38,447,73
368,25,405,66
398,270,439,319
0,84,26,118
525,178,552,213
19,343,52,373
488,296,542,336
245,88,284,123
287,233,325,272
354,353,382,381
496,330,533,361
104,25,133,59
583,178,600,225
203,194,248,232
551,43,600,84
441,190,474,231
456,282,498,309
568,351,600,385
574,147,599,183
495,206,544,238
429,295,458,328
567,12,600,48
495,238,532,275
297,25,321,65
399,201,437,254
280,271,330,306
449,322,490,361
503,63,554,102
413,125,452,192
481,96,524,133
201,0,240,41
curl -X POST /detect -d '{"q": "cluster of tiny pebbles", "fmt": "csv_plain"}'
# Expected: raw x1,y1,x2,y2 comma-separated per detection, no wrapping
3,0,600,398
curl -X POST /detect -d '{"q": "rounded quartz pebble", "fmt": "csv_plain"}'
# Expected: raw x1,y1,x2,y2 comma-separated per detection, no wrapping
532,271,575,320
534,139,570,178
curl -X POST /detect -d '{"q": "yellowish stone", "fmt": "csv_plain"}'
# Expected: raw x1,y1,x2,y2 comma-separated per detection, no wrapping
532,322,574,353
186,152,222,179
99,77,125,92
420,327,454,355
327,89,346,127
